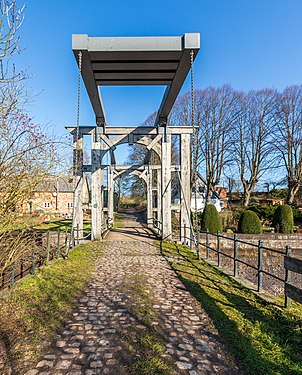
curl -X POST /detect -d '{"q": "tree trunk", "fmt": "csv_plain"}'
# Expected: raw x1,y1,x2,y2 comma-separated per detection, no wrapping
287,183,300,205
243,189,251,206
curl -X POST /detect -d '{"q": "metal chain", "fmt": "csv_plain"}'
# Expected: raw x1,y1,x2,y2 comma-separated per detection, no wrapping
68,51,82,255
190,49,200,258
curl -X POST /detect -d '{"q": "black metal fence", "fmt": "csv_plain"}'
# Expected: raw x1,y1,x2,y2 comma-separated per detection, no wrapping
0,227,76,290
180,227,302,308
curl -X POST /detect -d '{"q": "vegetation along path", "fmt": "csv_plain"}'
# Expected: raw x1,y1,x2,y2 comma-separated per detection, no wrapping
26,214,238,375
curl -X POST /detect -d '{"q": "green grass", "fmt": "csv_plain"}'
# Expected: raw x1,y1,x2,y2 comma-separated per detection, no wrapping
159,241,302,375
0,242,102,373
114,213,124,228
33,219,92,232
122,274,175,375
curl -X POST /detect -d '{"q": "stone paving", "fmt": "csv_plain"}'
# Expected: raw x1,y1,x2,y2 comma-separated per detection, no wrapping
26,215,239,375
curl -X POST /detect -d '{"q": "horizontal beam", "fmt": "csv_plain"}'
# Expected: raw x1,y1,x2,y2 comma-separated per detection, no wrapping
94,72,175,80
92,61,179,70
66,125,193,136
95,80,172,86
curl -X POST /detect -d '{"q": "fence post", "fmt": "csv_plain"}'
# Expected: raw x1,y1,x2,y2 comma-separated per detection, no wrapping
217,231,221,267
31,246,35,274
234,234,238,277
57,228,61,258
257,240,263,292
285,245,292,308
20,260,23,279
206,229,209,259
77,223,79,245
46,231,50,262
10,265,15,288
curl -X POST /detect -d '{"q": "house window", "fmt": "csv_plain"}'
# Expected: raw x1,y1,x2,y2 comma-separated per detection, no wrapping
44,202,51,208
67,202,73,209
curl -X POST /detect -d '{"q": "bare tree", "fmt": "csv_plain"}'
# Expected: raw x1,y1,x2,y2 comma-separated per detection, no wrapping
230,89,278,206
196,85,240,202
274,85,302,204
0,1,62,277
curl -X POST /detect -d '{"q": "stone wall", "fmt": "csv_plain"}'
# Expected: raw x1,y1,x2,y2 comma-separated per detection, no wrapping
201,232,302,252
22,192,74,215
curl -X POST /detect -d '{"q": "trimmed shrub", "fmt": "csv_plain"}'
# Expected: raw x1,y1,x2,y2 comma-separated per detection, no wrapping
272,204,294,234
238,210,262,234
248,204,277,222
200,204,222,233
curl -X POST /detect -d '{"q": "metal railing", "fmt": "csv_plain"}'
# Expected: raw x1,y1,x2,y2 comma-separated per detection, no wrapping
0,228,74,290
179,226,302,308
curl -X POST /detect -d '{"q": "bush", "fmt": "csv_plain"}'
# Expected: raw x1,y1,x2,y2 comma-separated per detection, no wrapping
248,204,277,222
272,204,294,233
200,204,222,233
238,210,262,234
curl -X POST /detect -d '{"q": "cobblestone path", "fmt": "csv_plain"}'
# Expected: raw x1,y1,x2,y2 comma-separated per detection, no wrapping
26,215,239,375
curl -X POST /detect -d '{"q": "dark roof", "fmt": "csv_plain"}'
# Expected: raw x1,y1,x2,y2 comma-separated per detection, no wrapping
34,176,73,193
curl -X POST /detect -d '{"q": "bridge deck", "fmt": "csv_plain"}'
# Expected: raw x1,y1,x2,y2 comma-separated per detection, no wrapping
106,211,156,242
27,214,238,374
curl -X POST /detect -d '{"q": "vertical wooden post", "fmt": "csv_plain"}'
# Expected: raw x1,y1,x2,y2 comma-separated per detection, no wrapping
146,168,153,228
257,240,263,292
156,168,162,233
107,166,114,227
161,129,172,240
234,234,238,277
77,223,80,245
73,132,84,241
180,133,191,245
91,128,104,240
217,231,221,267
285,245,292,308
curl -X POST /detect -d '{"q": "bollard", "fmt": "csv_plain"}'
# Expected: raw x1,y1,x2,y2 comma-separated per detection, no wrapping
257,240,263,292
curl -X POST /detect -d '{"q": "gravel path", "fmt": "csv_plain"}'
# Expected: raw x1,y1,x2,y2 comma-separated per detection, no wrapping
26,215,239,375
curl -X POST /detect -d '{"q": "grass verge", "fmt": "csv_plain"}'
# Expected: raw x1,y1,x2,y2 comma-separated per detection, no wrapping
159,241,302,375
0,242,102,374
122,274,175,375
114,213,124,228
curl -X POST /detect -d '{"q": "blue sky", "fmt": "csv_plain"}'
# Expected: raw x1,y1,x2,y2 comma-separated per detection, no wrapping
14,0,302,163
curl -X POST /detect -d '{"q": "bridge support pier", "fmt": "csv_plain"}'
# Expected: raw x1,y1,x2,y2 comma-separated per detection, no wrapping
73,134,83,240
161,131,172,240
107,166,114,227
180,133,191,246
91,129,104,240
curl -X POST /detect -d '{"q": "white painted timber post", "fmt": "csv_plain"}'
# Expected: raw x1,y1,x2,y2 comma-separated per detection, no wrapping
73,134,83,240
161,129,172,240
107,166,114,227
156,167,162,233
146,167,153,228
91,128,104,240
180,133,191,245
